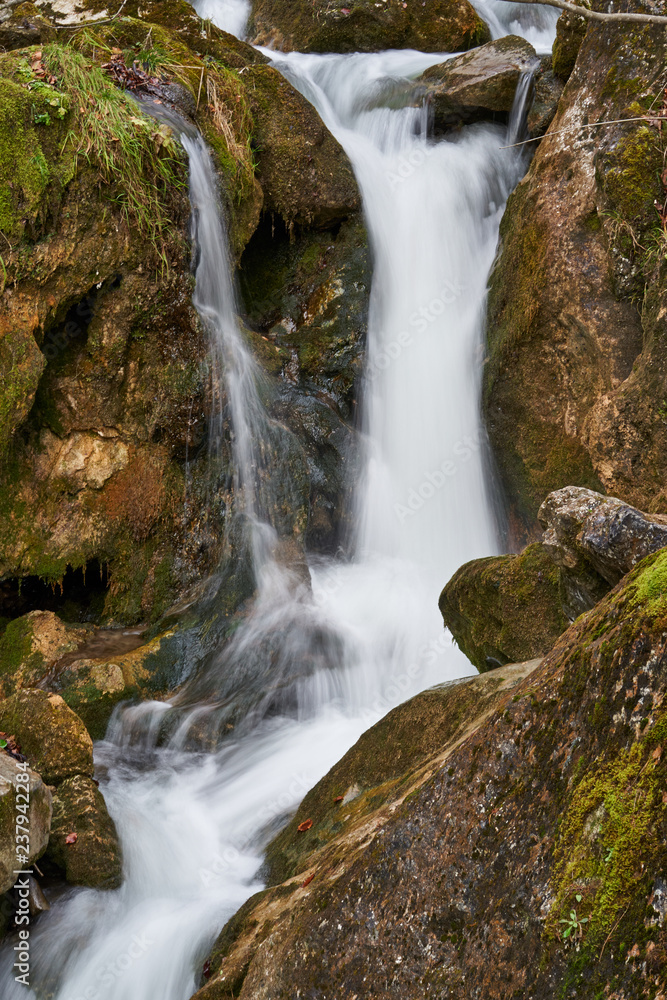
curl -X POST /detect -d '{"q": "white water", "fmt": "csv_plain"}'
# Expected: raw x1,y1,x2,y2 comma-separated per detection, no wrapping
1,11,554,1000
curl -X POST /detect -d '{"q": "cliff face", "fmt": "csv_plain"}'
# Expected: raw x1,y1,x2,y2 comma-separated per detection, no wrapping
484,18,667,536
194,551,667,1000
0,2,367,627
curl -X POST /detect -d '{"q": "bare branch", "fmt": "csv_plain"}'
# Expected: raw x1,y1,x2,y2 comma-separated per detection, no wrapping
499,0,667,24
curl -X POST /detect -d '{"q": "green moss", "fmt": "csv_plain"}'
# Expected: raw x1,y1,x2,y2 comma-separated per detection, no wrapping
605,125,663,225
633,549,667,618
0,615,41,678
550,736,666,946
439,543,569,672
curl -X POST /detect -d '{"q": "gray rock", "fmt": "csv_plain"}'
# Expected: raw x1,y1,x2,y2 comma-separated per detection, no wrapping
0,753,52,895
419,36,539,132
539,486,667,617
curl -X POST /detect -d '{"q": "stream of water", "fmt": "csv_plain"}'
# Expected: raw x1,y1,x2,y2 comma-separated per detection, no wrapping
2,6,556,998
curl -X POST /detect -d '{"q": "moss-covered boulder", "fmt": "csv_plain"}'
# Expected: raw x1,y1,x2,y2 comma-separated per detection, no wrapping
439,542,567,672
45,774,122,889
249,0,490,53
0,610,88,696
419,35,538,131
0,689,93,784
484,20,667,538
194,549,667,1000
0,2,56,51
0,752,52,893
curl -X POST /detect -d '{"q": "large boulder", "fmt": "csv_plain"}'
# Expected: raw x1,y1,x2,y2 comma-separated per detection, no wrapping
420,35,539,131
0,753,52,894
0,690,93,785
441,487,667,671
249,0,490,54
439,542,567,672
539,485,667,618
483,20,667,535
45,775,122,889
193,548,667,999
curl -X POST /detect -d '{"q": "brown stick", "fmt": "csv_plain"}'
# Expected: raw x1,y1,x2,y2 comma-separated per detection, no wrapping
499,0,667,24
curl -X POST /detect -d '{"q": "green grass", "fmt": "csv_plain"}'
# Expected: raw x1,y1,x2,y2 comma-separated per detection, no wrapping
42,42,186,260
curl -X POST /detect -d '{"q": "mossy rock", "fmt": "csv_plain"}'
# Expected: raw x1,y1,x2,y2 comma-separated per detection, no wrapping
45,774,122,889
439,542,569,672
244,64,360,229
0,688,93,784
483,21,667,534
0,610,88,696
194,548,667,999
552,10,587,81
249,0,490,54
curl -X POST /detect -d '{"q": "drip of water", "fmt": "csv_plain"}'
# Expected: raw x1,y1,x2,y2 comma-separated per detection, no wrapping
0,23,546,1000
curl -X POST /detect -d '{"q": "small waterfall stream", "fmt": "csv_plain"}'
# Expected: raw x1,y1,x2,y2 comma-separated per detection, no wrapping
1,8,554,998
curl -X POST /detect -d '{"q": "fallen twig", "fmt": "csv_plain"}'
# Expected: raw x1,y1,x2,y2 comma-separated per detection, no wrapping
499,0,667,24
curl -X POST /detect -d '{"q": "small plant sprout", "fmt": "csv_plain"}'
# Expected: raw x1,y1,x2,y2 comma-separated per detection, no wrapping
559,895,589,944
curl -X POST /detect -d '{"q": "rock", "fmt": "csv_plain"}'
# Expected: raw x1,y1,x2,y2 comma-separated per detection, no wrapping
262,661,539,886
439,542,568,672
0,611,89,696
0,2,56,50
539,485,667,617
526,55,563,139
193,549,667,999
420,35,539,131
0,690,93,785
249,0,490,54
239,214,370,551
45,775,122,889
0,753,52,894
484,20,667,534
244,65,360,229
552,9,587,81
51,628,183,740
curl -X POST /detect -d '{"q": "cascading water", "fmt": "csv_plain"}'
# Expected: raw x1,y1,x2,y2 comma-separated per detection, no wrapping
1,10,553,998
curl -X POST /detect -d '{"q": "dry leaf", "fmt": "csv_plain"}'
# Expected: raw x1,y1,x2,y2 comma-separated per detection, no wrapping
65,832,77,845
297,819,313,833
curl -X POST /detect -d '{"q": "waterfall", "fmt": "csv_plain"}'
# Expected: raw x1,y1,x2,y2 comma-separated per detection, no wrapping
0,15,545,1000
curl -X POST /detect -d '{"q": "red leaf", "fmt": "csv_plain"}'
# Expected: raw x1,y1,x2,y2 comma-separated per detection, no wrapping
65,832,77,845
202,960,211,980
297,819,313,833
333,795,343,804
301,873,315,887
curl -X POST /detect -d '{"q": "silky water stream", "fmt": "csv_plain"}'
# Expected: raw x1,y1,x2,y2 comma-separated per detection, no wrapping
2,12,552,999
